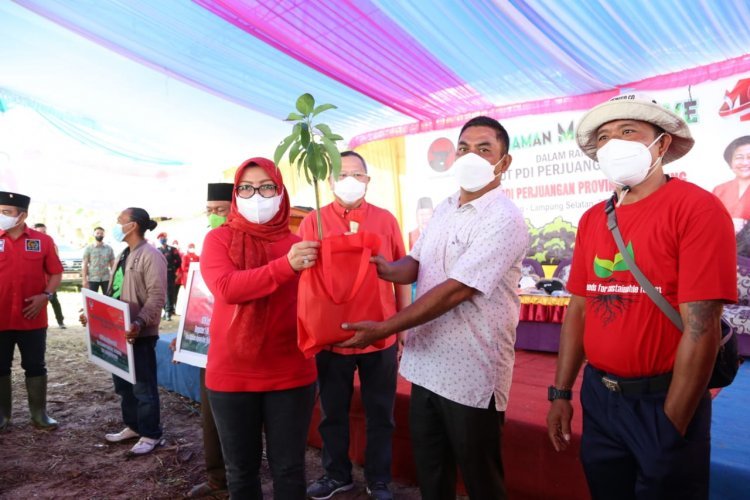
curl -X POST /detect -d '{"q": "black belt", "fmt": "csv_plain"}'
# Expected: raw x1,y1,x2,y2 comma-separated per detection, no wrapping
591,367,672,396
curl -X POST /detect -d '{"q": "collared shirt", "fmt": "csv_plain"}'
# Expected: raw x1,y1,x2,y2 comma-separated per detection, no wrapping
400,188,528,411
0,225,64,331
83,243,115,282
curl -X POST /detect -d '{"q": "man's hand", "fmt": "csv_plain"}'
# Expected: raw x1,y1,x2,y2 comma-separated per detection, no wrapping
79,310,88,327
547,399,574,452
370,255,396,281
126,321,141,344
337,321,389,349
23,294,48,320
82,278,89,289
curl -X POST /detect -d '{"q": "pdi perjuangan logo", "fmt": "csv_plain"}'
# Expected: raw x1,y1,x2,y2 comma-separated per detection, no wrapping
719,78,750,121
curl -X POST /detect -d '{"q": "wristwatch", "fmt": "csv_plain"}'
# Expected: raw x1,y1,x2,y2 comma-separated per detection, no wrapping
548,385,572,401
44,292,54,300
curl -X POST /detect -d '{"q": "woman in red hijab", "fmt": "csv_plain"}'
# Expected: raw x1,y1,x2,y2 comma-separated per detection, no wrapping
200,158,320,498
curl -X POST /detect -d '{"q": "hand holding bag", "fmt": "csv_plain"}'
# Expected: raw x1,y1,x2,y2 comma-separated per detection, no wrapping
605,197,739,389
297,231,387,358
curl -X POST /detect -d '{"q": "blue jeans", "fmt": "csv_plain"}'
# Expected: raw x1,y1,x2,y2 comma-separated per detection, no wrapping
208,383,316,500
0,328,47,377
112,335,162,439
580,364,712,500
316,343,397,484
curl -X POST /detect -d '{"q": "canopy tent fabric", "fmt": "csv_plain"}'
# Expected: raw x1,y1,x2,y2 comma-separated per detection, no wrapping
12,0,750,144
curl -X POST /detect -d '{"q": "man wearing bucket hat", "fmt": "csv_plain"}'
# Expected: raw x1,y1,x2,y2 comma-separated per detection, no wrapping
0,191,63,431
546,94,737,498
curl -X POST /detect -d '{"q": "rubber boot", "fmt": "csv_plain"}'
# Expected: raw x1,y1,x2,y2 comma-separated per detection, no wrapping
26,376,58,430
0,375,11,431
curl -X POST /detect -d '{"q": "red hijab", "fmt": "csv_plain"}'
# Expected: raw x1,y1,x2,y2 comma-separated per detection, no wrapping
225,157,292,358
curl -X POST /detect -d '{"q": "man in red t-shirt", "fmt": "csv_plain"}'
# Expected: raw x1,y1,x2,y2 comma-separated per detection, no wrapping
300,151,411,500
546,95,737,499
0,191,63,431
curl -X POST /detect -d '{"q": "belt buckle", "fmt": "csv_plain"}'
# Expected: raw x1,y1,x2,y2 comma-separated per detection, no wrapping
601,376,621,392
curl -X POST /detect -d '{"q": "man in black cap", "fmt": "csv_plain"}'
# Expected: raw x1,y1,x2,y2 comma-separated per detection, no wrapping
182,182,232,497
0,191,63,431
206,182,233,230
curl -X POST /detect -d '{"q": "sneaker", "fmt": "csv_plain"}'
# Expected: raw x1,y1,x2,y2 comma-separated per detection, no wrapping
366,482,393,500
104,427,139,442
187,481,227,498
306,475,354,499
129,436,160,455
58,323,66,329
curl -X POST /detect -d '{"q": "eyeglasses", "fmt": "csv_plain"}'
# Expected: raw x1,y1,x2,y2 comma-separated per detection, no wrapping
235,184,279,199
337,172,369,181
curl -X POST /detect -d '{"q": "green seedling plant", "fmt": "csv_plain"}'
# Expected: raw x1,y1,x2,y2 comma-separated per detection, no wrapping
274,93,343,240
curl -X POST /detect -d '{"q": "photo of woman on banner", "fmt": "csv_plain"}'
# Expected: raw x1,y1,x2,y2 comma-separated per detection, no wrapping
713,135,750,232
199,157,319,499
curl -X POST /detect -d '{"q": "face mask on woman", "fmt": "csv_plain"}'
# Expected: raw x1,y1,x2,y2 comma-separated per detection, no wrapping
452,152,503,192
597,134,664,188
0,213,19,231
236,193,283,224
333,176,367,204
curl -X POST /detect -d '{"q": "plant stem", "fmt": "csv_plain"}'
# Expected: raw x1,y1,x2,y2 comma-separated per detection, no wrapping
314,179,323,240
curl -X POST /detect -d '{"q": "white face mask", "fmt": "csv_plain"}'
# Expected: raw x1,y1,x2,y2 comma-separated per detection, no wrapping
0,213,20,231
333,176,367,204
236,193,283,224
452,152,503,192
597,134,664,188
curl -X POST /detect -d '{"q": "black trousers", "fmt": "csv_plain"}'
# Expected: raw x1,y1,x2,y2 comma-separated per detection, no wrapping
0,328,47,377
199,368,226,488
164,273,178,314
409,383,506,500
88,281,109,294
316,344,397,484
48,292,64,325
208,383,315,499
580,364,712,500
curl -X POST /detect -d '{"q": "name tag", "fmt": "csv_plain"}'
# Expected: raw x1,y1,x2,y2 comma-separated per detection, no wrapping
0,240,4,252
25,239,41,252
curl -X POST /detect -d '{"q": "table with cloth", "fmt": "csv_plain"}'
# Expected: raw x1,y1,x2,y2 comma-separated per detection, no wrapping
515,294,569,352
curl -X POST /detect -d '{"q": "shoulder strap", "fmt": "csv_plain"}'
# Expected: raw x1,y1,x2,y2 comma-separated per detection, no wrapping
605,197,684,331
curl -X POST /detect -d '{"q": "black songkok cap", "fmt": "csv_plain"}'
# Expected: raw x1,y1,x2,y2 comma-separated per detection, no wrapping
207,183,233,202
0,191,30,209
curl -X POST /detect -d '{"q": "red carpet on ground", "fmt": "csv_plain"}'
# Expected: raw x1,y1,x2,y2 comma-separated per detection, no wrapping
307,350,589,499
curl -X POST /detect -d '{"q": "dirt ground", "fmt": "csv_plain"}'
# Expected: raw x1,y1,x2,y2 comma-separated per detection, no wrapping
0,292,428,499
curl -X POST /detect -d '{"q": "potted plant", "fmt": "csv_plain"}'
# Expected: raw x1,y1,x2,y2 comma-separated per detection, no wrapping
274,93,343,240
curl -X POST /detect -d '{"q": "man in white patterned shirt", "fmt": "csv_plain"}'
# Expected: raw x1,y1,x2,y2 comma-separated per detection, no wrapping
340,116,529,499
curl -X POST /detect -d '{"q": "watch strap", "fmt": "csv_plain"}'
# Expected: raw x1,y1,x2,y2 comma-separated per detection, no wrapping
548,385,572,401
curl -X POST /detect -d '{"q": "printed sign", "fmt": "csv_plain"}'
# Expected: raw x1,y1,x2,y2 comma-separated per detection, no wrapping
174,263,213,368
82,288,134,383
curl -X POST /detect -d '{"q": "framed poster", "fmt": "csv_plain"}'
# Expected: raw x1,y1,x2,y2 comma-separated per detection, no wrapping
174,262,213,368
82,288,135,383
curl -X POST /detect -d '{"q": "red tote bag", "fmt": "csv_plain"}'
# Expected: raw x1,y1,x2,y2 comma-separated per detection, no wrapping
297,231,387,357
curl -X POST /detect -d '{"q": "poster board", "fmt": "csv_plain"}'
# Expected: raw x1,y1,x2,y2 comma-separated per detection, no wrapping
82,288,135,383
174,262,213,368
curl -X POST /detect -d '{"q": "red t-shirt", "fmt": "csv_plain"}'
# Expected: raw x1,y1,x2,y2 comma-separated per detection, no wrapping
0,225,64,331
567,179,737,377
298,200,407,355
200,226,316,392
